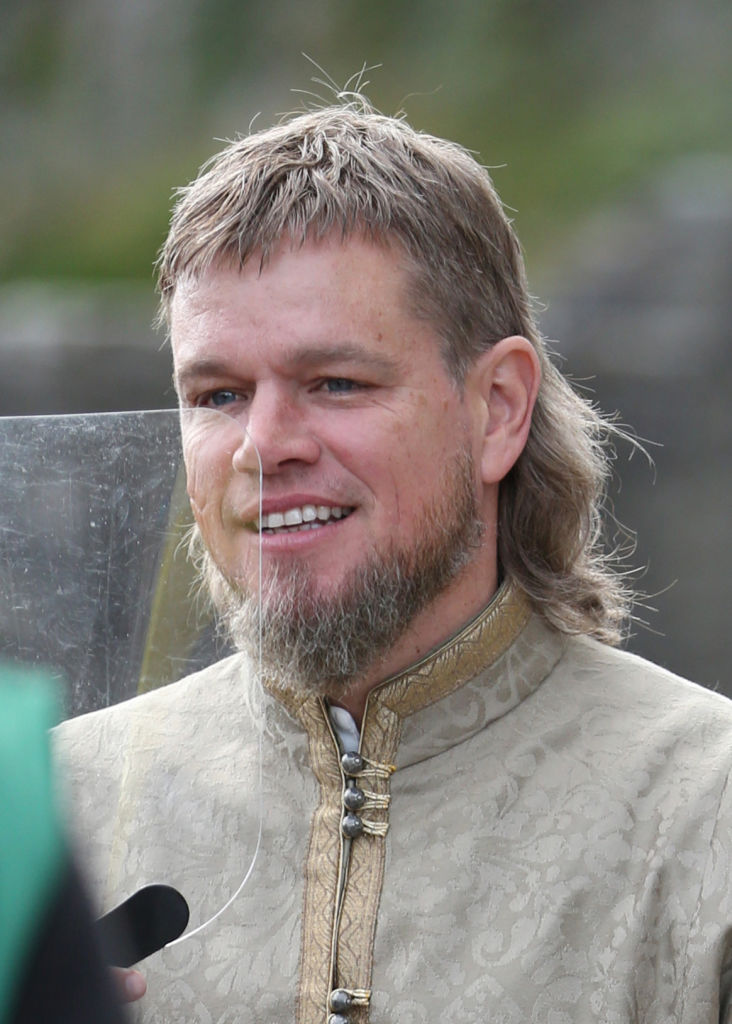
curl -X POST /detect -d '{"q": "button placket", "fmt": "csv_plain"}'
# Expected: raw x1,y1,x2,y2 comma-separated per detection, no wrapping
328,750,395,1020
339,750,394,840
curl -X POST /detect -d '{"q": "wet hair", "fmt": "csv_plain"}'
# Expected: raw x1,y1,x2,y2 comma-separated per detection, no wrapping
157,99,631,643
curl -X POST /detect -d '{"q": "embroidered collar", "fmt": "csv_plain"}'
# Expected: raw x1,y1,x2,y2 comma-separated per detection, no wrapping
266,583,566,768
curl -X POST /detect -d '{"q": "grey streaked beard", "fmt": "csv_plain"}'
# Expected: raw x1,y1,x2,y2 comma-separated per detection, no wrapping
197,447,484,699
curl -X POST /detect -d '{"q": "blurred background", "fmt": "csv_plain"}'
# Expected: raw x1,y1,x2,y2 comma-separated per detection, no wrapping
1,0,730,697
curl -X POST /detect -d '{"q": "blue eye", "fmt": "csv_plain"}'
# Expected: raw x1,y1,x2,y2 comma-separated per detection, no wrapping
208,390,239,407
324,378,358,393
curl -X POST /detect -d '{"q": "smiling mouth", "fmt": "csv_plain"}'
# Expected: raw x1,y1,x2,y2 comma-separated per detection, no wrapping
253,505,355,535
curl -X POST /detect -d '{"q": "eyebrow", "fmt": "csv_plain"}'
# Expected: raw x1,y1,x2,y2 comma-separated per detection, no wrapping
174,359,235,391
174,344,400,389
287,343,399,375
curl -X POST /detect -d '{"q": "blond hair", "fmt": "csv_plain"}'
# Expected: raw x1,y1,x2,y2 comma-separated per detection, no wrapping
157,101,631,643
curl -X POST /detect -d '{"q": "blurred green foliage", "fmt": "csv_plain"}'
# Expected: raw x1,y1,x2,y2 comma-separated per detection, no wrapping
1,0,729,282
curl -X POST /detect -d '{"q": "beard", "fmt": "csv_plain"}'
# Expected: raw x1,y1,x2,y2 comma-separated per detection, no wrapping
195,446,484,700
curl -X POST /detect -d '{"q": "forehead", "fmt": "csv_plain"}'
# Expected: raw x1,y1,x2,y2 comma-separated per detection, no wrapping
169,234,439,367
172,233,404,307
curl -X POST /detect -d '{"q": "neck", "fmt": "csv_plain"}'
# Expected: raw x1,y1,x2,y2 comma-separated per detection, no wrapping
329,573,499,728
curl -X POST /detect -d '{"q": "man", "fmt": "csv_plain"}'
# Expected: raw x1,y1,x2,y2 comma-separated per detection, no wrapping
55,100,732,1023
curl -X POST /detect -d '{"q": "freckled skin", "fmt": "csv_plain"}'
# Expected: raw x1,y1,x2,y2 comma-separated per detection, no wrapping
170,233,505,700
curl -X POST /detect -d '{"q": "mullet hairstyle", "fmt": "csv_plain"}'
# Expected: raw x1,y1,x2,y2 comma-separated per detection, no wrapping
157,99,631,643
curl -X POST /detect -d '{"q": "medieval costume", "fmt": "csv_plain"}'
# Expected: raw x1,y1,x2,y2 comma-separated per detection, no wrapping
55,584,732,1022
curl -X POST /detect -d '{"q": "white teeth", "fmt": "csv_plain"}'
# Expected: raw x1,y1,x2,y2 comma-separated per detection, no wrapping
259,505,353,532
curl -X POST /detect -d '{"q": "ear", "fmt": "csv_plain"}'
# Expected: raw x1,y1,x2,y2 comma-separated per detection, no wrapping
467,336,541,485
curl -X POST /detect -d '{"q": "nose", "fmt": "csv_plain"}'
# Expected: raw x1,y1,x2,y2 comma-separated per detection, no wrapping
231,384,321,475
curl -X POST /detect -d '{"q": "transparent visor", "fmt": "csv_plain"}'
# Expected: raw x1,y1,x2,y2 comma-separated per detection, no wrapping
0,408,264,960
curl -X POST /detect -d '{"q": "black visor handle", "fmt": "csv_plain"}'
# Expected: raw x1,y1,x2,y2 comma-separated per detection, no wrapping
95,884,190,967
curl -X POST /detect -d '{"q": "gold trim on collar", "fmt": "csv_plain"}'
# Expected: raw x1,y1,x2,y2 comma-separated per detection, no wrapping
365,582,530,719
263,582,530,719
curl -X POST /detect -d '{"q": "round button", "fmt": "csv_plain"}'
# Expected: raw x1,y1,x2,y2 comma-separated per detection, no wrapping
327,1015,349,1024
329,989,353,1013
343,782,366,811
341,812,364,838
341,751,365,775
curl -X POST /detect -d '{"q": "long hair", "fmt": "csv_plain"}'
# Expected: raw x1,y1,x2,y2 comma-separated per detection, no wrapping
157,99,631,643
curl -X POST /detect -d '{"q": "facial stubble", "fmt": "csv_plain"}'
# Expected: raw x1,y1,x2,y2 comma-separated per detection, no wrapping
198,447,484,699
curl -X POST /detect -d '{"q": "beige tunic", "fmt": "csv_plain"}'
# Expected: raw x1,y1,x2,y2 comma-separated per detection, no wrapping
54,585,732,1022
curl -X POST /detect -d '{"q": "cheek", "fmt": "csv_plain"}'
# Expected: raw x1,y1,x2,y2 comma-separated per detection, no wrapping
183,451,230,531
181,415,245,498
357,444,442,531
182,427,240,515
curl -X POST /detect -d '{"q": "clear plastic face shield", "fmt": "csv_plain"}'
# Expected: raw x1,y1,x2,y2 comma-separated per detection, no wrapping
0,408,264,962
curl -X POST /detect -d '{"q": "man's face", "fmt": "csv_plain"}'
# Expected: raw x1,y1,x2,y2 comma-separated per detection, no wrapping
171,234,498,681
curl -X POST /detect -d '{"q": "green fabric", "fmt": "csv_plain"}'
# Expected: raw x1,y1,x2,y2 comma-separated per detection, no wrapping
0,666,64,1024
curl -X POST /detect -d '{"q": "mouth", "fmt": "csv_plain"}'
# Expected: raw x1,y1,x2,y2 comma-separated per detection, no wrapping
252,504,355,535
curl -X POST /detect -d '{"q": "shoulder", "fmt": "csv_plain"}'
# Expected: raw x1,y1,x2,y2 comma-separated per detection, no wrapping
557,632,732,718
542,632,732,777
53,652,250,757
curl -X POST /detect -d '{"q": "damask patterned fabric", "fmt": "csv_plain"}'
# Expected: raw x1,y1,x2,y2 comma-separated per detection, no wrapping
54,584,732,1023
